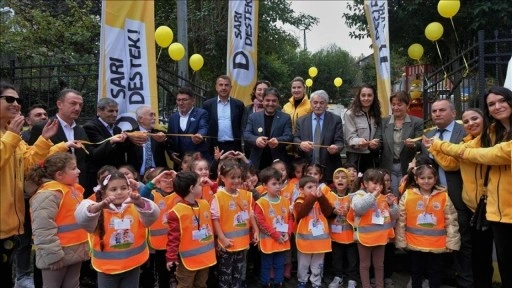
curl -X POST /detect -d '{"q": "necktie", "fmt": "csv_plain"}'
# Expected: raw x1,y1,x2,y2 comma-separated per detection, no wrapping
437,128,446,140
313,117,321,164
144,138,153,173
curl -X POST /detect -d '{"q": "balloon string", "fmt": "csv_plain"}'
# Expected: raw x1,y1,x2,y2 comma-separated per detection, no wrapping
435,41,448,86
157,48,162,63
450,17,469,77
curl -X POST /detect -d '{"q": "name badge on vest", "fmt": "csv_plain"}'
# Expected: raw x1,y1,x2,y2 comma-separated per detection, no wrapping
240,210,249,220
192,229,207,241
310,219,324,236
417,213,437,227
372,210,384,225
331,225,343,233
275,222,288,233
114,219,131,230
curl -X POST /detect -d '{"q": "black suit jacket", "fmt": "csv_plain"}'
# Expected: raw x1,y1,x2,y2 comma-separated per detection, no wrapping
125,127,170,175
83,117,126,168
202,96,246,152
421,121,467,210
294,111,345,182
28,118,112,196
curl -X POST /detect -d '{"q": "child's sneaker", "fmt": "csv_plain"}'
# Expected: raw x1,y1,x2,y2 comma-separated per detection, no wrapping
328,276,343,288
347,280,358,288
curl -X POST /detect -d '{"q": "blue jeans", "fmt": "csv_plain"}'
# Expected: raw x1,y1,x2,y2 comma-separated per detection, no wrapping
260,251,285,285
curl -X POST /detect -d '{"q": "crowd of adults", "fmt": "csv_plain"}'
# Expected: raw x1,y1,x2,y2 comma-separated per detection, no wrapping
1,75,511,288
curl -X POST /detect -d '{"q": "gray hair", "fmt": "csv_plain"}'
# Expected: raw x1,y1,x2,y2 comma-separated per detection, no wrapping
97,98,118,110
310,90,329,103
135,105,151,118
433,98,455,111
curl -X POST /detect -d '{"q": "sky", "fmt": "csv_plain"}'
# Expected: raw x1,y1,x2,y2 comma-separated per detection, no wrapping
287,1,373,58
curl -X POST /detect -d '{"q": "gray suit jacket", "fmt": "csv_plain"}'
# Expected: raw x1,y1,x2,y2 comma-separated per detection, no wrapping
376,115,424,175
421,121,467,210
294,111,344,181
243,111,292,169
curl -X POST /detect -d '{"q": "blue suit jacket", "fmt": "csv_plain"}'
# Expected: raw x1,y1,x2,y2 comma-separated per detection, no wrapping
167,107,210,158
243,110,293,168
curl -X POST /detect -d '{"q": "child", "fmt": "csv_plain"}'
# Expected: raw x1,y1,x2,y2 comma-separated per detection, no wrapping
343,163,360,192
254,167,293,287
181,151,201,171
210,160,259,288
74,171,159,288
118,164,139,181
326,168,358,288
191,158,217,203
399,154,434,195
271,159,295,200
166,171,216,287
28,152,90,288
380,168,397,288
291,158,307,181
395,165,460,288
293,176,333,288
348,169,398,288
139,167,178,288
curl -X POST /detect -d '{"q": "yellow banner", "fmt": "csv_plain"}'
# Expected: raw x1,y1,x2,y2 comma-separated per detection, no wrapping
227,0,259,105
98,1,158,131
364,0,391,116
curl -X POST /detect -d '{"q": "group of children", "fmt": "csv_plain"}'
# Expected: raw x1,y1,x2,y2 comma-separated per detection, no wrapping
26,151,460,288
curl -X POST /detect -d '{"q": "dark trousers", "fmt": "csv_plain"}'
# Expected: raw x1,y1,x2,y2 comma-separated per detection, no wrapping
260,251,285,285
0,236,19,287
217,249,245,288
13,199,33,282
216,141,242,154
139,250,171,288
346,152,377,174
492,221,512,288
410,251,444,288
383,242,395,279
454,208,474,287
471,223,494,288
332,242,359,281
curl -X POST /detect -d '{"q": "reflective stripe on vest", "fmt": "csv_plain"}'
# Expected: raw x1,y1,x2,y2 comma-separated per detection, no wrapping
215,189,253,251
406,226,447,236
148,191,180,250
149,228,167,236
256,196,291,254
351,194,395,246
93,242,147,260
295,202,332,253
57,223,84,234
224,229,250,238
326,192,354,244
358,221,394,233
180,242,215,258
296,232,330,240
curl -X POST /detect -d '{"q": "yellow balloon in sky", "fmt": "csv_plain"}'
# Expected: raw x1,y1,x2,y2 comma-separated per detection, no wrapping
308,67,318,78
168,43,185,61
334,77,343,87
425,22,444,41
305,78,313,87
408,43,424,60
189,54,204,71
155,26,173,48
438,0,460,18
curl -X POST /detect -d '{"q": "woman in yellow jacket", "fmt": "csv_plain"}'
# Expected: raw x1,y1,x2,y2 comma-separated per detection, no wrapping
427,86,512,288
426,108,495,287
282,76,312,134
0,82,76,279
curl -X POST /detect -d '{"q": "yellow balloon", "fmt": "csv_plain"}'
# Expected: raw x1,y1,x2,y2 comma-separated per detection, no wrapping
408,43,424,60
168,43,185,61
189,54,204,71
425,22,444,41
305,78,313,87
155,26,173,48
308,67,318,78
438,0,460,18
333,77,343,88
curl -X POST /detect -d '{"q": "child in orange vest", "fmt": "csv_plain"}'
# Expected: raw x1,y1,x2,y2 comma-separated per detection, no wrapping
210,160,259,288
254,167,293,287
326,168,358,288
74,171,159,288
293,176,333,288
166,171,217,287
191,158,217,203
348,169,398,288
28,152,90,288
138,167,178,288
395,165,460,288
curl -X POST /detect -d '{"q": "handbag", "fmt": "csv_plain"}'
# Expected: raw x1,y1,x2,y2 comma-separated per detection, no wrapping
470,167,490,231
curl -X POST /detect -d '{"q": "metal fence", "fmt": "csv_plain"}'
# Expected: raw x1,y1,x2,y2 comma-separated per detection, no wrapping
0,59,209,124
422,29,512,122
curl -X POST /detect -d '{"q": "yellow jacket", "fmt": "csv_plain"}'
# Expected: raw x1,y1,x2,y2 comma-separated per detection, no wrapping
0,131,67,238
282,95,311,134
429,134,485,212
432,138,512,223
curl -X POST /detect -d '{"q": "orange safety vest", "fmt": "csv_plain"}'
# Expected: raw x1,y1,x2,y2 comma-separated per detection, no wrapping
90,205,149,274
148,191,181,250
403,189,448,250
35,181,87,246
201,185,215,204
347,194,394,246
256,195,291,254
215,189,253,251
326,191,354,244
256,185,266,197
172,199,216,270
281,180,296,201
295,201,332,253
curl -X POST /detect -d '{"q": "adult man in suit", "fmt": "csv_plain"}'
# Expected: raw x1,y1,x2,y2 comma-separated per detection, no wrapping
294,90,344,183
126,105,168,176
243,87,292,170
167,87,210,167
21,104,48,142
202,75,245,153
421,99,472,287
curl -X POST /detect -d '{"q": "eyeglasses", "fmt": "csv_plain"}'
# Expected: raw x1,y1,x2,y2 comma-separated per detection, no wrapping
0,95,23,105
